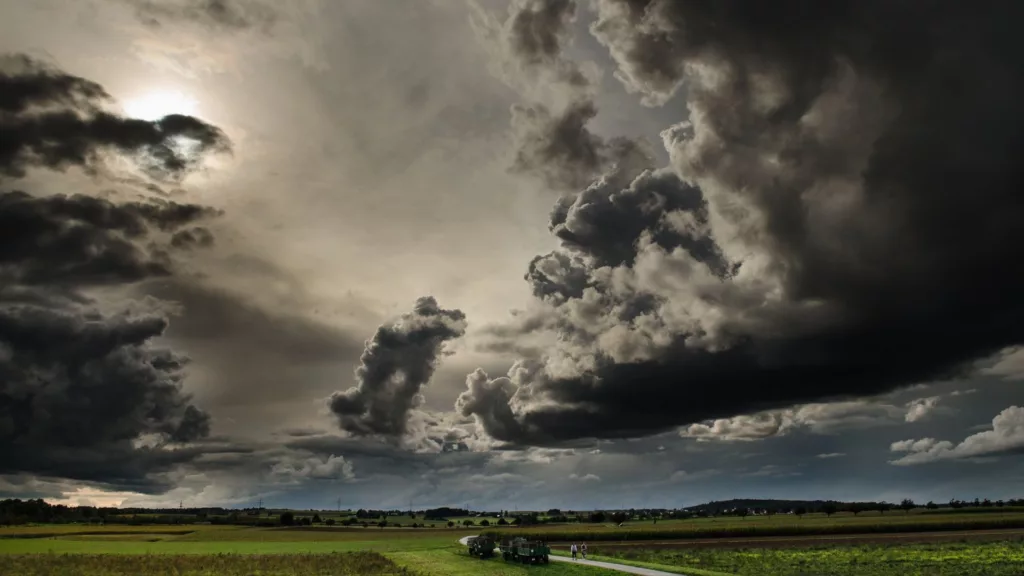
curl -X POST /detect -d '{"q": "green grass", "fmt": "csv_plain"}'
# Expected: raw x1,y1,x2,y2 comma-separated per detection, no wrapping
0,526,620,575
483,511,1024,542
597,540,1024,576
0,551,412,575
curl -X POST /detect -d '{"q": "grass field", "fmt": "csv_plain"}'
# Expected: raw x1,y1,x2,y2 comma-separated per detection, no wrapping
0,524,619,575
589,539,1024,576
483,510,1024,542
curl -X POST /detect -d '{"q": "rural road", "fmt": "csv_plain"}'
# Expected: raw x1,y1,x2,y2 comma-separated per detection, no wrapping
458,536,684,576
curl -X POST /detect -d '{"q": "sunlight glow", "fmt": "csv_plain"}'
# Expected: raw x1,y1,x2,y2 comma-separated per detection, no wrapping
123,90,200,121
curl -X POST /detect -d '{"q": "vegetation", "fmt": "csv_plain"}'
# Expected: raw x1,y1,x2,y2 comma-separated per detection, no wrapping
0,551,413,575
483,511,1024,542
592,539,1024,576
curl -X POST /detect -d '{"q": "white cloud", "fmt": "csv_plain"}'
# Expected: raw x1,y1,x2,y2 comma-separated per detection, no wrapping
569,473,601,482
681,400,903,441
889,406,1024,465
904,396,942,422
815,452,846,459
980,347,1024,381
668,469,722,482
742,464,801,478
271,454,354,481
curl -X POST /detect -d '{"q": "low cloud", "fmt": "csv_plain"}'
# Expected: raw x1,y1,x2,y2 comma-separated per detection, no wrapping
328,297,467,439
568,472,600,482
889,406,1024,466
816,452,846,459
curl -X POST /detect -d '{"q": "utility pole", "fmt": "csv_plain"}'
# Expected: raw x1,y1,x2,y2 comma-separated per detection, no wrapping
337,497,341,513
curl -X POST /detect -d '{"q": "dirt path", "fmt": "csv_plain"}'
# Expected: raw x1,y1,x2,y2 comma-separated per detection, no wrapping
458,536,686,575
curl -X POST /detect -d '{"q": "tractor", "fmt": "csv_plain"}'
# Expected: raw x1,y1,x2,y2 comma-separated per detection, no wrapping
499,536,550,564
467,536,496,559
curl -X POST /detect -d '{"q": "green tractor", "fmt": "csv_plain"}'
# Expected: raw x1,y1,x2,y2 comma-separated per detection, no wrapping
467,536,496,559
499,536,550,564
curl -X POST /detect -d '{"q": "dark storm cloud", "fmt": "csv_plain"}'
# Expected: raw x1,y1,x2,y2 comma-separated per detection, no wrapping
328,297,467,438
123,0,277,32
0,55,229,490
549,167,726,270
0,54,230,180
0,190,220,287
0,303,211,491
506,0,587,87
460,1,1024,446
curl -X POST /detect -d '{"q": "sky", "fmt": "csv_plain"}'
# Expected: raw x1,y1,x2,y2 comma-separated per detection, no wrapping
2,0,1024,512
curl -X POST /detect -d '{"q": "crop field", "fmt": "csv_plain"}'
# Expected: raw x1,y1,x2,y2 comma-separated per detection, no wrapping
483,510,1024,542
585,538,1024,576
0,551,413,576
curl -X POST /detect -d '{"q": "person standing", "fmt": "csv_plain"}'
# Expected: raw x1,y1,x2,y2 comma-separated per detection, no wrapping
581,542,587,559
570,543,578,560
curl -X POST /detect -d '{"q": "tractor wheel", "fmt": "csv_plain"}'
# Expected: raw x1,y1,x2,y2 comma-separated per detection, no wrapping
543,555,549,563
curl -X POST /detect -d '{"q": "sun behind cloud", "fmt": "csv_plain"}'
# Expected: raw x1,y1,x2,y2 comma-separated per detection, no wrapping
123,89,200,121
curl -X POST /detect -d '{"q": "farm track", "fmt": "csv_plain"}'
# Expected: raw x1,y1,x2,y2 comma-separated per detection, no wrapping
459,535,688,576
547,527,1024,550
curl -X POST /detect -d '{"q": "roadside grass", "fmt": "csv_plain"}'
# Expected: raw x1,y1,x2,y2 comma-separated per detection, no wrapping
0,551,412,575
596,539,1024,576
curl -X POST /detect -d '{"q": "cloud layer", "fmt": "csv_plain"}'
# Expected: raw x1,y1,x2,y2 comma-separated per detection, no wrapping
459,0,1024,446
0,53,228,491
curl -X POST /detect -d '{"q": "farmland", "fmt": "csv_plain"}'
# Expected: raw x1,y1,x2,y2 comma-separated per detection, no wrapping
580,539,1024,576
0,524,619,575
4,507,1024,575
482,509,1024,542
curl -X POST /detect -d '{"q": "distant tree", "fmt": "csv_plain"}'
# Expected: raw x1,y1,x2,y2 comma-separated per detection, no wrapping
982,498,993,508
392,522,401,528
925,501,938,510
737,508,749,520
325,518,335,526
547,509,562,515
280,512,295,526
462,519,474,527
899,499,916,514
794,507,806,519
312,514,322,523
847,503,863,516
511,517,521,525
590,511,606,523
377,520,387,529
877,502,891,515
361,521,369,528
497,518,508,526
610,512,629,524
300,517,312,526
480,519,490,527
997,500,1005,508
821,504,837,518
950,499,964,509
447,521,455,528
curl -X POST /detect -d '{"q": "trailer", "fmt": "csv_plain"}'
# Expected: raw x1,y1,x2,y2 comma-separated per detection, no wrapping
499,536,550,564
466,536,495,558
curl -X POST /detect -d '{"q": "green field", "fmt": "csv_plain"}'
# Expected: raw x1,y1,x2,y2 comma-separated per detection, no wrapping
0,525,618,575
483,510,1024,542
588,539,1024,576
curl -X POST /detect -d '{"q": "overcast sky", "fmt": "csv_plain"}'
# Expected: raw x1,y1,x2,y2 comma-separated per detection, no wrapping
2,0,1024,511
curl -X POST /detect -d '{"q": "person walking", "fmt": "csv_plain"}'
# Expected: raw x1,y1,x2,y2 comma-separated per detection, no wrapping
581,542,587,560
570,543,578,561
